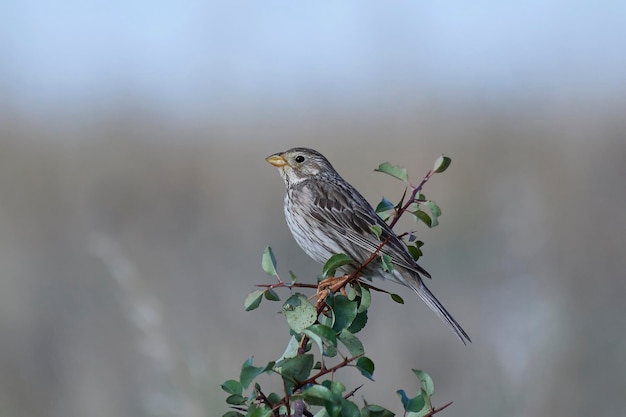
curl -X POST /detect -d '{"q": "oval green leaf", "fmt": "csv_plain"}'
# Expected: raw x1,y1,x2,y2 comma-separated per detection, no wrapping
356,356,375,381
277,354,314,383
322,253,353,277
412,369,435,396
357,285,371,313
374,162,409,182
407,244,422,261
423,200,441,227
361,405,395,417
222,412,245,417
433,154,451,173
381,254,394,272
225,394,247,405
339,399,361,417
240,357,267,389
412,210,432,228
261,246,277,276
375,197,395,213
244,290,264,311
338,329,364,357
390,293,405,304
405,393,426,413
282,293,317,333
347,311,368,334
301,384,334,406
329,295,357,333
304,324,337,347
369,224,383,239
221,379,242,395
264,288,280,301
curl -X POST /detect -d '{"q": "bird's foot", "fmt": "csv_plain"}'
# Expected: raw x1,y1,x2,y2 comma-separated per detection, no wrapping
315,275,352,305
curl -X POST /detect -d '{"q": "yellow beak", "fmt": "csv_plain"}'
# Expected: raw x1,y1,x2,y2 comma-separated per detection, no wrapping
266,154,288,167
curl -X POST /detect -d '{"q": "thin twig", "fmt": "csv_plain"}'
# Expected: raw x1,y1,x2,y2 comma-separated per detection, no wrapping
294,353,364,390
429,401,454,416
344,384,364,399
389,169,434,229
255,282,318,290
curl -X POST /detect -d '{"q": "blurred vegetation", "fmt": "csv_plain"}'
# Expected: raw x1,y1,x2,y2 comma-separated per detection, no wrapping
0,98,625,417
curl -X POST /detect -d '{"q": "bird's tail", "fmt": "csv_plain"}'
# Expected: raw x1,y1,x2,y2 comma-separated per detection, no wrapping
406,276,471,345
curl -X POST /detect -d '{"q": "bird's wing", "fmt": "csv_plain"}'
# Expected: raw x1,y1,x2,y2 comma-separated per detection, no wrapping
307,180,431,279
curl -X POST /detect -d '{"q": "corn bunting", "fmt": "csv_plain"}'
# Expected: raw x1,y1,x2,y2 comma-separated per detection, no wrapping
266,147,470,344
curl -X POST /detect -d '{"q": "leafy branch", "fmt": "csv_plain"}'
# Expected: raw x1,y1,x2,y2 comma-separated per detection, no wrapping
223,155,456,417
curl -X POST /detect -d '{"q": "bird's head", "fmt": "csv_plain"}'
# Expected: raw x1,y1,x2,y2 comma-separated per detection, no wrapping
266,147,335,186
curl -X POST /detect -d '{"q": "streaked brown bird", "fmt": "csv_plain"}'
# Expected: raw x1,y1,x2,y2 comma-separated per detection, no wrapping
266,147,471,344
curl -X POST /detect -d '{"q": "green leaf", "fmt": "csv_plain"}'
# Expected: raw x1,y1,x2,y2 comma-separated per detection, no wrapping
375,197,395,213
347,311,368,334
301,384,335,406
356,356,375,381
337,329,364,357
222,412,245,417
318,307,334,329
433,154,451,173
390,293,405,304
360,404,395,417
324,379,346,396
406,389,432,417
357,285,371,313
302,324,337,354
381,254,394,272
324,344,338,358
289,270,298,283
261,246,277,276
249,405,273,417
240,358,270,389
328,295,358,332
282,294,317,333
377,211,391,222
277,336,300,361
264,289,280,301
225,394,247,405
396,389,409,409
346,284,357,300
302,330,324,355
304,324,337,347
339,399,360,417
412,369,435,396
322,254,353,277
313,409,330,417
374,162,408,182
244,290,264,311
325,402,342,417
405,393,426,413
221,379,242,395
369,224,383,239
277,354,314,383
412,210,432,228
267,392,281,404
407,245,422,261
423,200,441,228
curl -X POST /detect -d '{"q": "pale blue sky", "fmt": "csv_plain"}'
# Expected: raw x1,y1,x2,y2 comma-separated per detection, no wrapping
2,1,625,117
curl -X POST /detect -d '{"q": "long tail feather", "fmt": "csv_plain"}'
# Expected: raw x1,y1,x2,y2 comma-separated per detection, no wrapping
406,276,471,345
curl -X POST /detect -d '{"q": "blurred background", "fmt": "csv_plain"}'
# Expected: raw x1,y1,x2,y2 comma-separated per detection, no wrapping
1,2,626,417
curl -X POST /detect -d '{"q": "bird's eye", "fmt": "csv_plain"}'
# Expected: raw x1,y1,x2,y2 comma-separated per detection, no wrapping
295,155,305,163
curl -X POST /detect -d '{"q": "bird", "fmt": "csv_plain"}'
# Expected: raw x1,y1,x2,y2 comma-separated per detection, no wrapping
266,147,471,344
